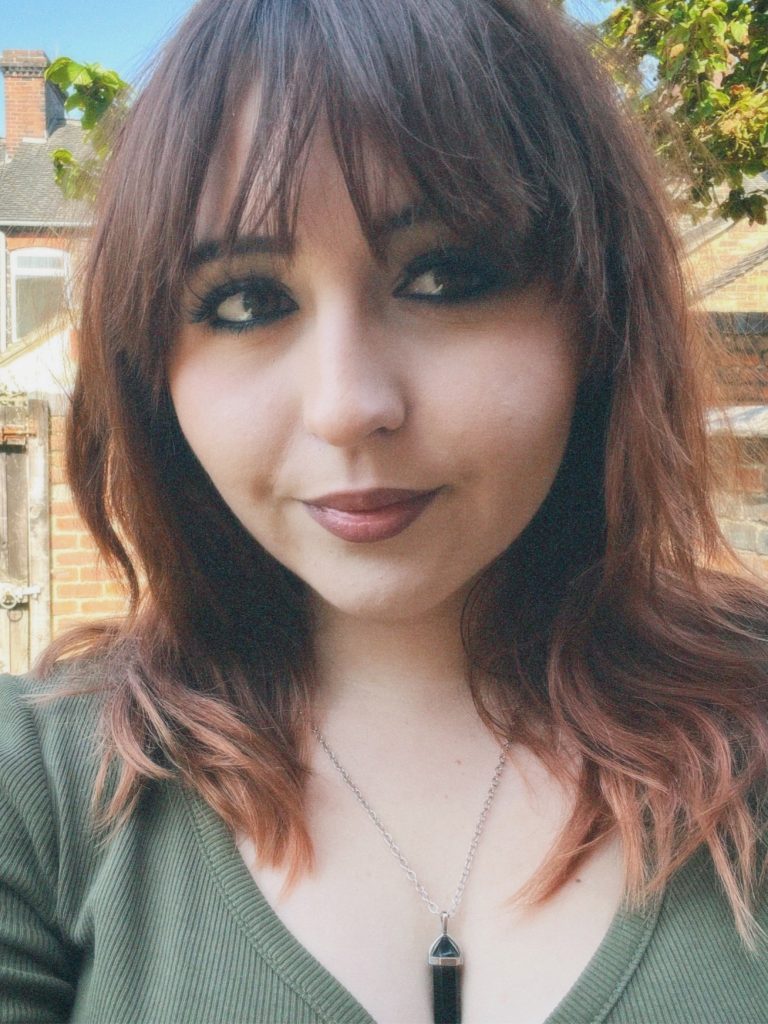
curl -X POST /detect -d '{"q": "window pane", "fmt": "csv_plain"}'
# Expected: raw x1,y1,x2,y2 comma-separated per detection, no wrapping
15,276,66,339
14,251,67,274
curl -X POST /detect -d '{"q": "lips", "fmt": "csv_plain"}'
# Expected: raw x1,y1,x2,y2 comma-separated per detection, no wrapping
302,488,440,543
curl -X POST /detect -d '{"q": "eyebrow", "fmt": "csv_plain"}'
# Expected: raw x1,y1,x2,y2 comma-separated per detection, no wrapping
187,200,441,271
370,200,439,238
187,235,286,270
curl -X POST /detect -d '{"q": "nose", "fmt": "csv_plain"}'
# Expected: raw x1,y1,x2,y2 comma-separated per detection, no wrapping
301,303,407,448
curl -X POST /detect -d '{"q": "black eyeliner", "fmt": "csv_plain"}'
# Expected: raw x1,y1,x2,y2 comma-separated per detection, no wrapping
187,273,296,331
396,246,527,303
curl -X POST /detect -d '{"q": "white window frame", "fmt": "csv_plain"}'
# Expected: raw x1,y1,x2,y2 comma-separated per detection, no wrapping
0,231,7,353
9,246,70,344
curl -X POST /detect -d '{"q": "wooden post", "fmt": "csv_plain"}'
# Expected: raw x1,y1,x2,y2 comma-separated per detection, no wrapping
0,403,9,674
27,397,51,664
0,394,51,675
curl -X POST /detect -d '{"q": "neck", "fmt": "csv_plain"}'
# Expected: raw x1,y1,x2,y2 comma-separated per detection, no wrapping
311,595,477,726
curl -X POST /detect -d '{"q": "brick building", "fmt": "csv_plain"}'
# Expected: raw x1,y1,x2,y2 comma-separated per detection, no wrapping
684,188,768,578
0,50,126,674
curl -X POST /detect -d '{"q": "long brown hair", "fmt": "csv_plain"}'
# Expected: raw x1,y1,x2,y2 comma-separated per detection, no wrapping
48,0,768,934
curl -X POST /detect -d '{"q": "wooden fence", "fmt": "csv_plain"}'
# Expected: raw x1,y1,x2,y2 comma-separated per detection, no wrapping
0,395,50,673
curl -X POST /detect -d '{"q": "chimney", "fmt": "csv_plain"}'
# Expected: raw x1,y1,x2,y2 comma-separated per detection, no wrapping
1,50,65,156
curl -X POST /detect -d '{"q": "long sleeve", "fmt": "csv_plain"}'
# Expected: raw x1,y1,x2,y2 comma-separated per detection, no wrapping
0,669,765,1024
0,678,77,1023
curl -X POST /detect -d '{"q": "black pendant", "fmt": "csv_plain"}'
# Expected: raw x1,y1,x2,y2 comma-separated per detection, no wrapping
428,914,463,1024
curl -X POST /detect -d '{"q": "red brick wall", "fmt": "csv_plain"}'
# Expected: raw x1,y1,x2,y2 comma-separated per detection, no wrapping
714,435,768,579
1,51,48,155
691,218,768,315
6,235,70,253
710,336,768,405
699,214,768,576
49,408,128,636
688,218,768,405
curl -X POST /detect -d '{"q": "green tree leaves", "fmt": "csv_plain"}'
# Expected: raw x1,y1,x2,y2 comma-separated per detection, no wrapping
43,5,768,224
44,58,129,200
600,1,768,223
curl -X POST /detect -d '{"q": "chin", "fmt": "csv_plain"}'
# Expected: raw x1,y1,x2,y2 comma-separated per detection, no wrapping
304,566,478,626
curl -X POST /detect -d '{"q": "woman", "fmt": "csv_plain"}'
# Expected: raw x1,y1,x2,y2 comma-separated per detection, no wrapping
1,0,766,1021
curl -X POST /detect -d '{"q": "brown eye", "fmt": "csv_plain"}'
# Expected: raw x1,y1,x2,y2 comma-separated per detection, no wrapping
401,265,489,299
215,284,294,324
395,249,513,303
216,292,263,323
191,277,298,332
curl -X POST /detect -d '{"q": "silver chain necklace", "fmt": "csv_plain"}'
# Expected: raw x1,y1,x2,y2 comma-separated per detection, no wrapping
312,726,510,1024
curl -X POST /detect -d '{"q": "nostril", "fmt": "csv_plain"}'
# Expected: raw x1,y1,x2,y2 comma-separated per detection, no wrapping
303,391,406,447
302,345,407,446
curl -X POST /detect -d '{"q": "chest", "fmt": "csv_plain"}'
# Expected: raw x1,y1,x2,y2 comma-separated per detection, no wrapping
239,754,625,1024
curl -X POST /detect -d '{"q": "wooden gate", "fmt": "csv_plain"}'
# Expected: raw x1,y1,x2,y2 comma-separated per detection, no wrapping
0,396,51,674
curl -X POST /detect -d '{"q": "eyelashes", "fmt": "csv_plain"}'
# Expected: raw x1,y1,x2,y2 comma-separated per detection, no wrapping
186,247,533,334
393,249,525,303
188,277,298,333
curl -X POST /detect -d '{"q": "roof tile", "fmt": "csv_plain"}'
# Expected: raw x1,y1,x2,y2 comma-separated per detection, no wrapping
0,122,89,226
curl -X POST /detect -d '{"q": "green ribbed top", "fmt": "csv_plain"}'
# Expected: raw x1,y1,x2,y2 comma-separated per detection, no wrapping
0,673,766,1024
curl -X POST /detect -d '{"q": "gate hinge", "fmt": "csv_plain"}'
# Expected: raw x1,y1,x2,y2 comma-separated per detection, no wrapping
0,423,35,447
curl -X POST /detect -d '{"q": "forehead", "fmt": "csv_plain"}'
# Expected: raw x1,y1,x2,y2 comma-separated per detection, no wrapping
195,88,417,248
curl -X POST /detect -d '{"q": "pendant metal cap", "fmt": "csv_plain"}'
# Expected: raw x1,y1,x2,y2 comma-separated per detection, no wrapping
428,931,463,967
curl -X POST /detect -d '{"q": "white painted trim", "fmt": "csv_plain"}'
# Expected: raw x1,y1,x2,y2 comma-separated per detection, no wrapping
708,405,768,437
0,230,6,354
0,220,91,228
0,315,68,367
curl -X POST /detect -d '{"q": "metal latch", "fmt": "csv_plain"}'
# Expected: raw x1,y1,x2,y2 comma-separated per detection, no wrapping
0,582,42,611
0,424,35,447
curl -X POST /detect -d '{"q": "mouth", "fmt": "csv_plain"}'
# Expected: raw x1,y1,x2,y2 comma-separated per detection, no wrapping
302,488,441,543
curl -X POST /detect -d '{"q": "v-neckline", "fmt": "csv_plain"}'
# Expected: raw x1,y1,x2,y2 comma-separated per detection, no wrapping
184,788,663,1024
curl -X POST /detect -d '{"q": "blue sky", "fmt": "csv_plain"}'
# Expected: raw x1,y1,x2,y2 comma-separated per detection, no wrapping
1,0,614,136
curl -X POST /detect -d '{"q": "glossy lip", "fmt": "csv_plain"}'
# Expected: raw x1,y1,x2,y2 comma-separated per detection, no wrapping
302,488,441,543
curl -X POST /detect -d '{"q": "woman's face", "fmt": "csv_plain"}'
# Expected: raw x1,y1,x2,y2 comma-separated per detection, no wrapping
169,125,580,625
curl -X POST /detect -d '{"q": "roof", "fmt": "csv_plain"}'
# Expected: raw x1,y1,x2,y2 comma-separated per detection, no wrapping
713,313,768,335
699,241,768,299
0,121,90,228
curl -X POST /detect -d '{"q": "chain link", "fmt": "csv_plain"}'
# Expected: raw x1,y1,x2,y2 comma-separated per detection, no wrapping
313,726,510,920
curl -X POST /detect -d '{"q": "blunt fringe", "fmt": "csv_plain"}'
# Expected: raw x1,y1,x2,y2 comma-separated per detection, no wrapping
44,0,768,937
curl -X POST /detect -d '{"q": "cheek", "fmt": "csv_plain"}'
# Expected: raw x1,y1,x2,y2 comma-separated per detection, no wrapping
502,369,577,463
427,331,578,475
167,344,287,494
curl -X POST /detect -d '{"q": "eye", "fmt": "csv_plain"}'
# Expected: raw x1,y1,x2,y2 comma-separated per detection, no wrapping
395,249,520,303
189,277,297,332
